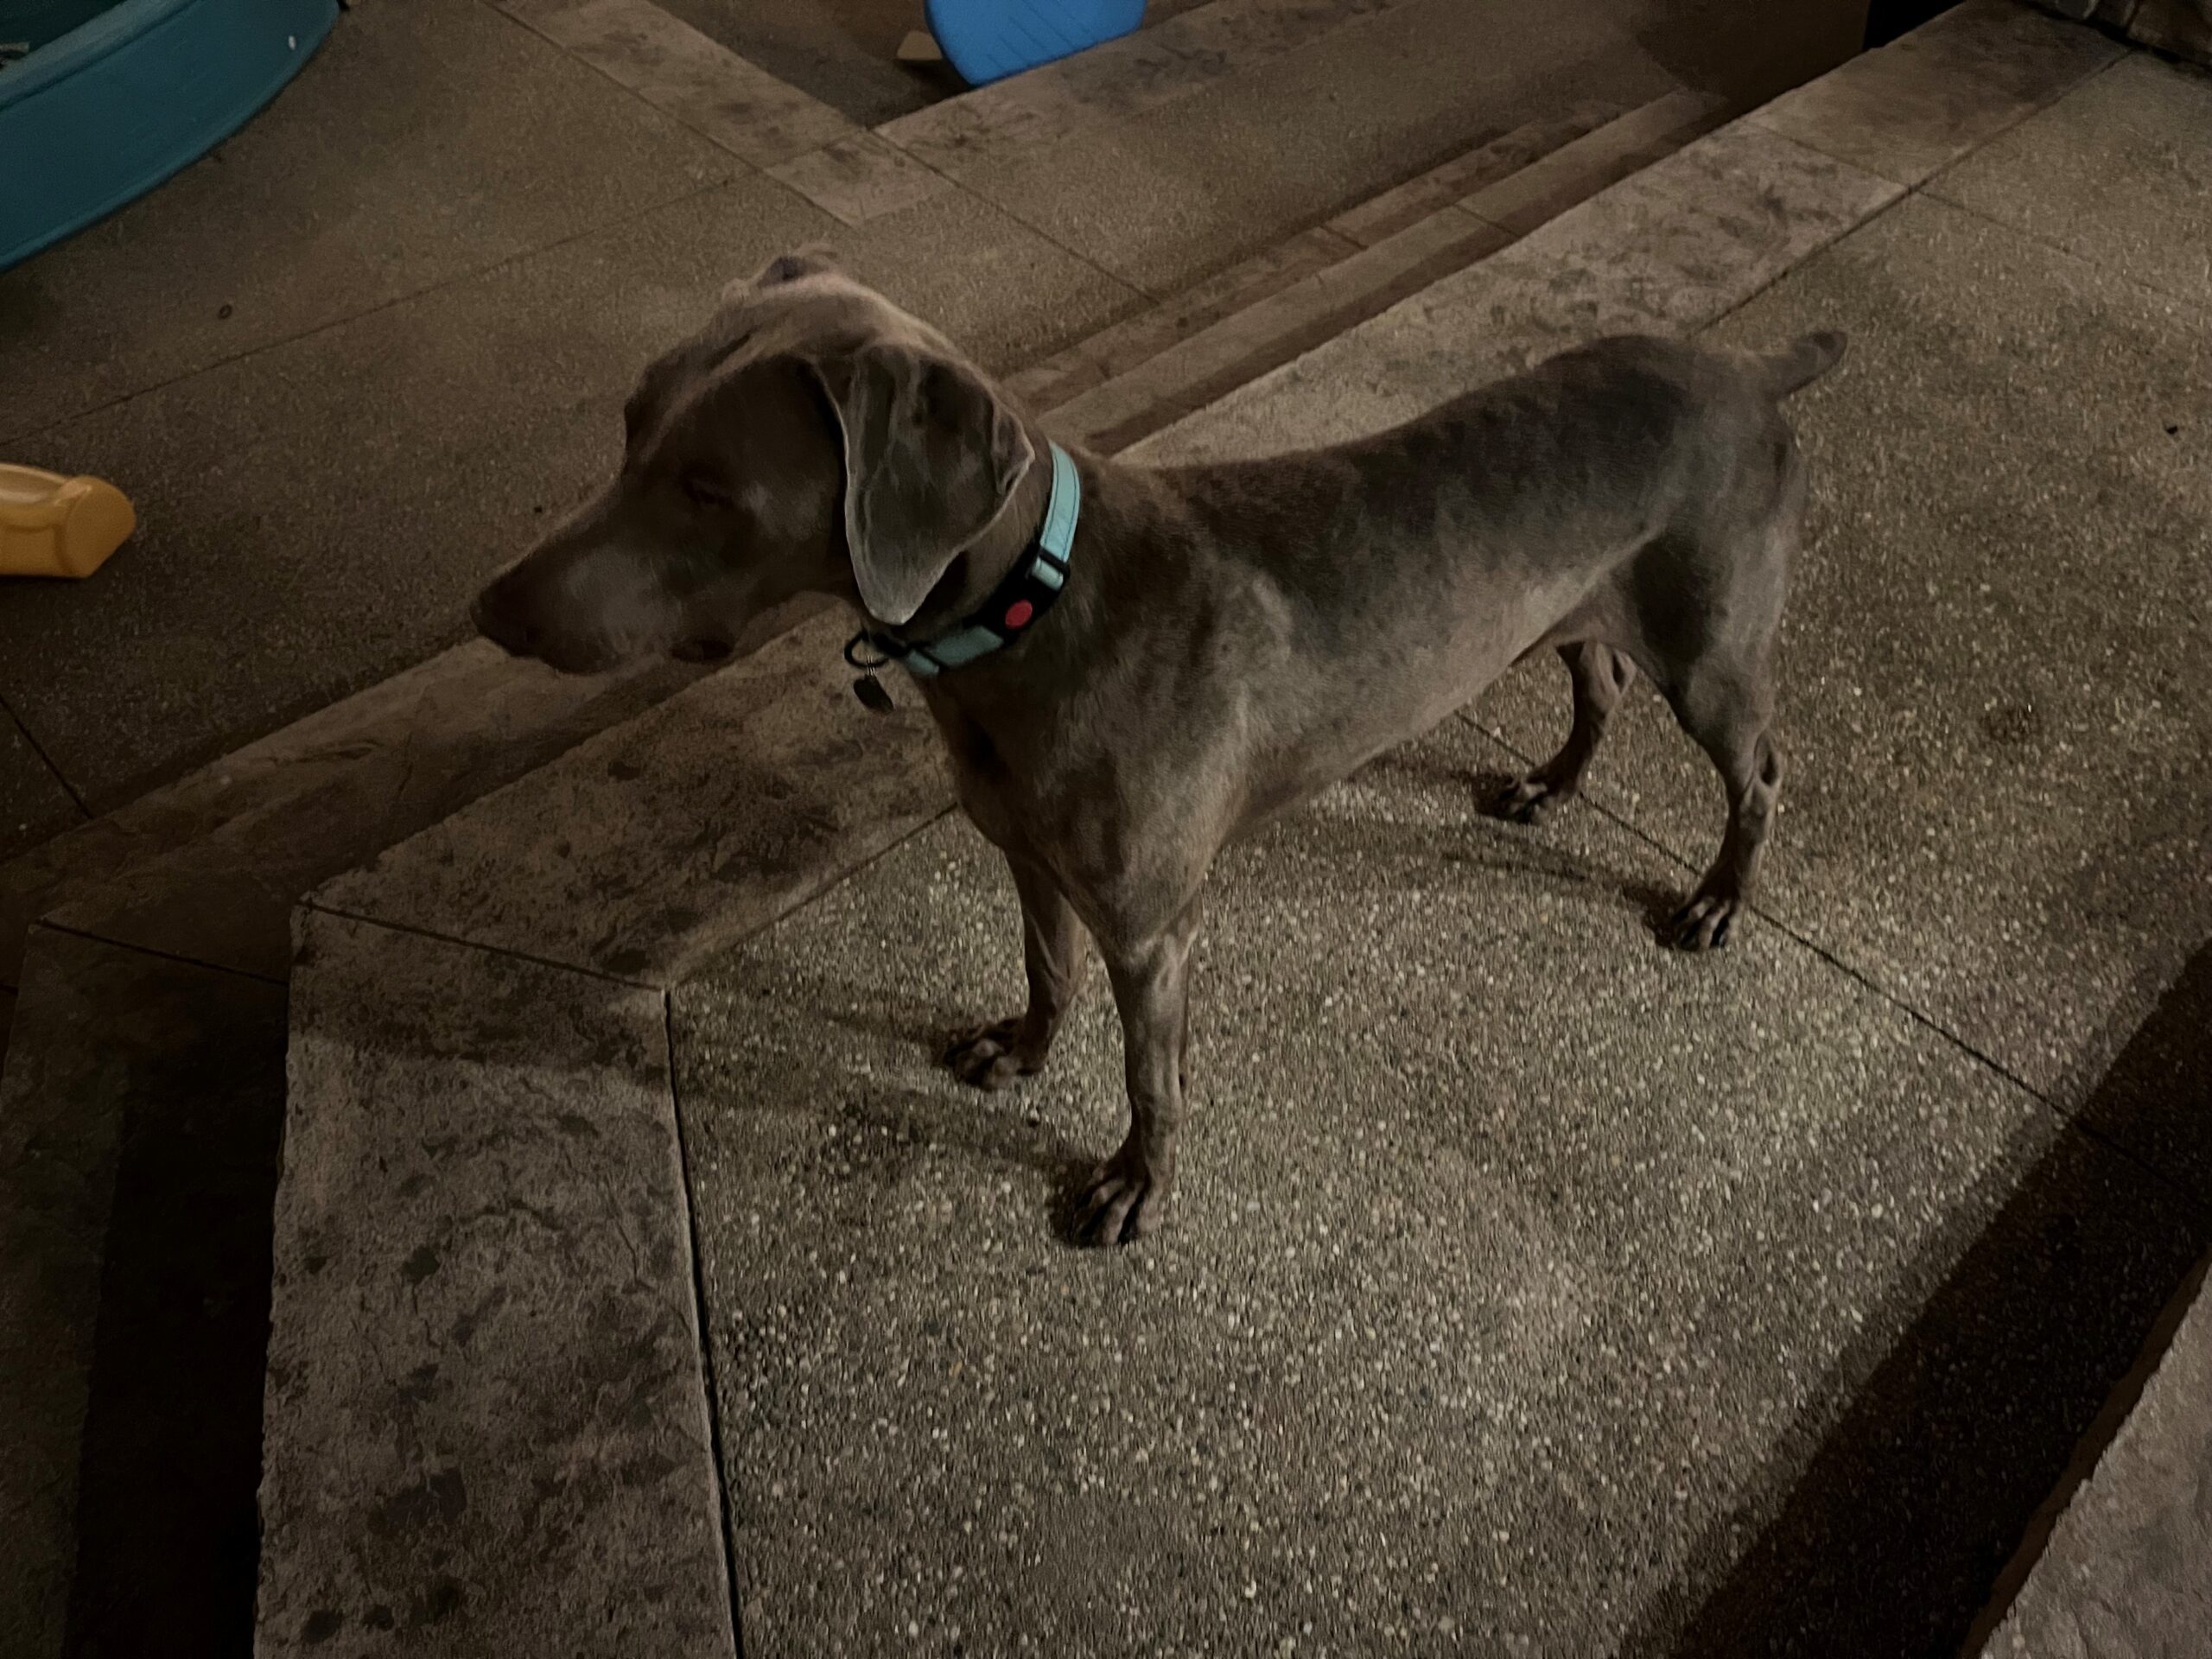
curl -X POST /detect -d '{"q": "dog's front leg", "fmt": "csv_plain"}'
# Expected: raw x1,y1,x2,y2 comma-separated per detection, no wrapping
1073,916,1198,1247
946,854,1087,1089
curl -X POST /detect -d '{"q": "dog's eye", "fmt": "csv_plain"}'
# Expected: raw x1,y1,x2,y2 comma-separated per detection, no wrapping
679,471,734,512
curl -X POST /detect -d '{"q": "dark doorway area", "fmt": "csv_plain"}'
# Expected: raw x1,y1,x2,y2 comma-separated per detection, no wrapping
1867,0,1965,46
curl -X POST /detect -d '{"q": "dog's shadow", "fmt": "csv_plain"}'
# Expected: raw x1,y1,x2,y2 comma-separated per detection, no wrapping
711,765,1701,1244
704,969,1110,1240
1268,762,1695,941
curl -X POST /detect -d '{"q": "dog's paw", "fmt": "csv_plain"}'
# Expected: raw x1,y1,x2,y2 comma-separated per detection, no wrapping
1071,1150,1171,1248
943,1018,1034,1090
1491,772,1569,826
1660,891,1740,952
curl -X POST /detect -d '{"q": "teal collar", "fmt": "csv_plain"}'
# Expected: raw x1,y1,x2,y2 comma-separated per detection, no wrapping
845,441,1080,682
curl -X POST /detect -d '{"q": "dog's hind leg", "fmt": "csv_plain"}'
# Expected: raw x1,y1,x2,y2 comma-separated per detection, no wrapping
1651,444,1803,951
1658,662,1783,952
1492,642,1638,824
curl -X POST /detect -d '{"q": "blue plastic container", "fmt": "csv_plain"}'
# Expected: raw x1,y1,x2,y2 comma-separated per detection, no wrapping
924,0,1145,88
0,0,339,270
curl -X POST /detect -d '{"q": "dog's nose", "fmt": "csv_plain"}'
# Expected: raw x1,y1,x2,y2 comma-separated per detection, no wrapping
471,584,538,659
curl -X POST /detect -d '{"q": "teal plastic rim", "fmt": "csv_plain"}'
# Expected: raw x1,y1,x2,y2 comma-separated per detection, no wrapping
0,0,340,271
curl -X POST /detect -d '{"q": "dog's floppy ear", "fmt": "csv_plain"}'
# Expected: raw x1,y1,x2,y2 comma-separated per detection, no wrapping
806,338,1036,626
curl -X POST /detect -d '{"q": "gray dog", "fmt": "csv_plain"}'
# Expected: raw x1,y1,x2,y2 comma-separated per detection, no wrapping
474,251,1843,1247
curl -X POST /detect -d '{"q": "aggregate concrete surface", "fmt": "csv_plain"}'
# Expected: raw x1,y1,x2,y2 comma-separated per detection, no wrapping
674,724,2202,1657
654,33,2212,1654
257,911,734,1658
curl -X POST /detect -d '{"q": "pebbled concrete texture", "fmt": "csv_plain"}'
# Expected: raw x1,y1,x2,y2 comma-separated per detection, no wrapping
1986,1254,2212,1659
1011,100,1634,421
0,0,735,443
805,185,1140,377
674,719,2207,1657
242,16,2212,1657
1930,49,2212,314
0,0,1872,846
1047,207,1513,454
767,130,958,228
652,0,957,125
514,0,857,166
0,928,286,1659
259,909,734,1659
1121,54,2212,1191
1452,88,1729,238
0,0,1122,833
876,0,1431,180
652,0,1220,129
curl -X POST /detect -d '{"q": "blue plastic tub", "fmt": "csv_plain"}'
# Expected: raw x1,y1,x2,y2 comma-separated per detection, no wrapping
925,0,1145,88
0,0,339,270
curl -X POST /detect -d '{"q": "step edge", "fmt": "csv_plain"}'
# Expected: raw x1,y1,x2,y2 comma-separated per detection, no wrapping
1046,86,1738,453
1004,101,1634,413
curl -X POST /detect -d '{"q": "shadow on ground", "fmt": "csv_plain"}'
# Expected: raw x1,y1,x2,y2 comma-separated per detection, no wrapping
55,966,287,1659
1621,940,2212,1659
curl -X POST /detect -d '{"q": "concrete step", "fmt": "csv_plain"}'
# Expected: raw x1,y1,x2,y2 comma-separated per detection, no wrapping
16,59,1702,1073
1003,99,1634,423
245,92,1734,995
243,9,2161,1656
1019,88,1729,454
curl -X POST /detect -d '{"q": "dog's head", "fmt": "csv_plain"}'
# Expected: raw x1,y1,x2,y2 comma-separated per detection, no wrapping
472,251,1036,673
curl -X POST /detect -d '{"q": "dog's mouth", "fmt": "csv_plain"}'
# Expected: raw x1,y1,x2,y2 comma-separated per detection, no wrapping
671,636,735,664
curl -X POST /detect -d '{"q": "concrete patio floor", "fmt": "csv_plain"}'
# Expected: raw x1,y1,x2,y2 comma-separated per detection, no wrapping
674,750,2198,1656
244,12,2210,1656
670,69,2212,1638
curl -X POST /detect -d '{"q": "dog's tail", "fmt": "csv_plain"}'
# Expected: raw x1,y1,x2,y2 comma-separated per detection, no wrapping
1759,329,1848,399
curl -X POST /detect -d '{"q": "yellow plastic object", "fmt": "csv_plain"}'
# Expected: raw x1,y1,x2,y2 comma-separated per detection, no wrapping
0,465,136,579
